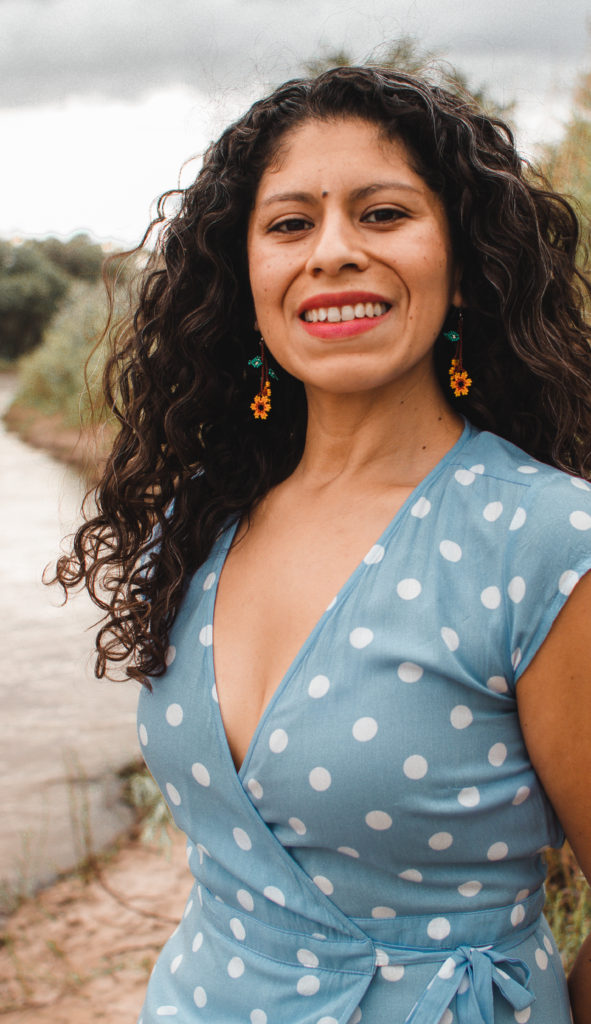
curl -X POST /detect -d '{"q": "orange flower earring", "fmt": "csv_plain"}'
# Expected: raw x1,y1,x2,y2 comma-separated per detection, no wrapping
445,310,472,398
248,337,277,420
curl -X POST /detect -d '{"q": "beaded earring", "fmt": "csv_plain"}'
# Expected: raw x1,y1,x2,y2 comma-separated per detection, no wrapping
248,338,277,420
444,310,472,398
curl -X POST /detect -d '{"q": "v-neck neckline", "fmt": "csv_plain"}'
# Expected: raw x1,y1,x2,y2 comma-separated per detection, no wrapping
206,419,476,780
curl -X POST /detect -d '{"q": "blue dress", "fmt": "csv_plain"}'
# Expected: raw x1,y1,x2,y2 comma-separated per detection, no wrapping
137,421,591,1024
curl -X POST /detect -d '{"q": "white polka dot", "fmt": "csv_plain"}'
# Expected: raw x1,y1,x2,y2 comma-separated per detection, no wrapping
250,1012,267,1024
572,477,591,490
471,464,485,474
230,918,246,941
165,645,176,666
193,987,207,1008
269,728,288,753
318,1018,338,1024
397,577,422,600
458,975,470,995
313,875,334,895
411,496,431,518
458,880,482,898
570,510,591,530
326,596,337,610
558,569,579,596
399,869,423,883
429,831,453,850
203,572,216,590
366,810,392,831
165,703,183,726
157,1008,178,1017
511,905,525,926
227,956,245,978
487,675,509,694
237,889,254,911
514,1009,531,1023
509,507,527,531
397,661,423,683
211,684,218,703
535,948,548,970
441,627,459,651
513,786,530,805
483,501,503,522
440,1008,454,1024
352,717,378,741
199,624,213,646
488,743,508,767
338,846,359,858
247,778,263,800
297,975,320,996
450,705,473,729
372,905,397,920
312,933,327,940
374,949,389,966
308,675,330,698
381,965,405,981
165,783,181,806
349,627,374,648
515,889,530,902
427,917,451,940
364,544,385,564
197,885,203,906
438,957,456,979
349,1008,362,1024
543,935,554,955
183,899,193,918
192,931,203,952
517,464,538,474
191,762,210,786
297,948,319,968
508,576,526,603
481,586,501,609
232,827,252,851
309,767,331,791
403,754,428,779
455,468,475,486
439,540,462,562
139,723,148,745
487,841,508,861
263,886,285,906
511,647,522,670
289,817,307,835
170,954,183,974
458,786,480,807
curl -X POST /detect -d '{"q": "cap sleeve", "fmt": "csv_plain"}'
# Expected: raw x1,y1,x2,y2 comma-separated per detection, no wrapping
504,471,591,685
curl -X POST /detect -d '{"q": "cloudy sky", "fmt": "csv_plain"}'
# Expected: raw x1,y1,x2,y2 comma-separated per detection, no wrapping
2,0,589,246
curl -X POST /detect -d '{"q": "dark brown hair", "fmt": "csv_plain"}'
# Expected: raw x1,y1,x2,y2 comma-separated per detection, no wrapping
54,66,591,684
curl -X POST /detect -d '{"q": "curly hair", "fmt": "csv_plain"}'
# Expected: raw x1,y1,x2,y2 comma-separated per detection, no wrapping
54,65,591,685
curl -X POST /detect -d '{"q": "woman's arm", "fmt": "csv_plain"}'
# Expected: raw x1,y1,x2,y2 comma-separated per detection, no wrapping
516,569,591,1024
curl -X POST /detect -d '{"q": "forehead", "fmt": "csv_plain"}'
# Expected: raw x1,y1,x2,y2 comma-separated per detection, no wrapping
253,117,426,200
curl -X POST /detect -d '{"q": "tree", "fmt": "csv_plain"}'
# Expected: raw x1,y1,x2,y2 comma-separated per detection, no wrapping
0,241,69,360
541,62,591,228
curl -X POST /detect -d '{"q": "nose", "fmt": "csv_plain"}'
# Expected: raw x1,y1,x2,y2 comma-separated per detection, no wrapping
305,212,369,277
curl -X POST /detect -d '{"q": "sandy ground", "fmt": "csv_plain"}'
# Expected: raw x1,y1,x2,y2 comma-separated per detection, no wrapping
0,826,189,1023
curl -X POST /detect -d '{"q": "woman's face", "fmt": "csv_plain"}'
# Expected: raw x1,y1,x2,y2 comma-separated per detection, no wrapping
247,117,462,399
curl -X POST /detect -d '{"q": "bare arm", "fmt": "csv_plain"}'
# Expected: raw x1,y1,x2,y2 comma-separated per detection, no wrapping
517,570,591,1024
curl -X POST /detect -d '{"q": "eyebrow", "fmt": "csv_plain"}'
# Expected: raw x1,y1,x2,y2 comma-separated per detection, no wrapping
259,181,423,207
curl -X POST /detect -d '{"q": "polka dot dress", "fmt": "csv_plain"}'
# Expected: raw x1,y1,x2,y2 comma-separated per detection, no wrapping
137,422,590,1023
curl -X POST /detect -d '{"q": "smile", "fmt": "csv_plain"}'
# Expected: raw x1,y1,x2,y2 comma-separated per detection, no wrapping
302,302,390,323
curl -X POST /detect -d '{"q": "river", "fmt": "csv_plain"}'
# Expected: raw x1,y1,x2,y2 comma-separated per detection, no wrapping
0,376,139,914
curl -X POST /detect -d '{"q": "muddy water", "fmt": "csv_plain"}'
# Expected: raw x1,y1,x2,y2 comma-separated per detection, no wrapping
0,377,139,912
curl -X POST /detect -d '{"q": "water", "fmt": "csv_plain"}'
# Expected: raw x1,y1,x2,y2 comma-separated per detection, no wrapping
0,377,139,912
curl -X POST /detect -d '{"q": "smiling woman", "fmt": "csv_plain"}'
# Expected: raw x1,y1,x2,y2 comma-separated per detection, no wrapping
53,68,591,1023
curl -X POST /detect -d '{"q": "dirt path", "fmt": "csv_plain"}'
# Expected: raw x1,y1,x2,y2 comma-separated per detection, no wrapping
0,827,189,1022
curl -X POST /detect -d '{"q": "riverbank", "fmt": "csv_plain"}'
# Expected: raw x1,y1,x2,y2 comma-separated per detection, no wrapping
3,398,113,483
0,824,188,1022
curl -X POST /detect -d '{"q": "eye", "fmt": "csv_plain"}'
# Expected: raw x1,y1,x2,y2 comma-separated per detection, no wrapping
363,207,408,224
269,216,313,234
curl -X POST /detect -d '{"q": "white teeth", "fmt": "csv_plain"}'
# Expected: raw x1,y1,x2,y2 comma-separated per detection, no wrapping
303,302,388,323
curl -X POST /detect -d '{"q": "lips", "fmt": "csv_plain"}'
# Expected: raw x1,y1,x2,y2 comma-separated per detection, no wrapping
297,291,392,318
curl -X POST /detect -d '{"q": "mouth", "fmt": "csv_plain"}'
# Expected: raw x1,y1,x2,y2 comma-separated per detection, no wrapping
297,292,392,339
301,301,390,324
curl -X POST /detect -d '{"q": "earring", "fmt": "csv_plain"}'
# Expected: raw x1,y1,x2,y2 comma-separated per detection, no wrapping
444,310,472,397
248,337,273,420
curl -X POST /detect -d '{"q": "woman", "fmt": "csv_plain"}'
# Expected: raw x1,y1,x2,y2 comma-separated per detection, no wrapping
56,67,591,1022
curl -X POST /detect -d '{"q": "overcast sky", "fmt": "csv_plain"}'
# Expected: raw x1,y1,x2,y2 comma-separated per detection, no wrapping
2,0,589,245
